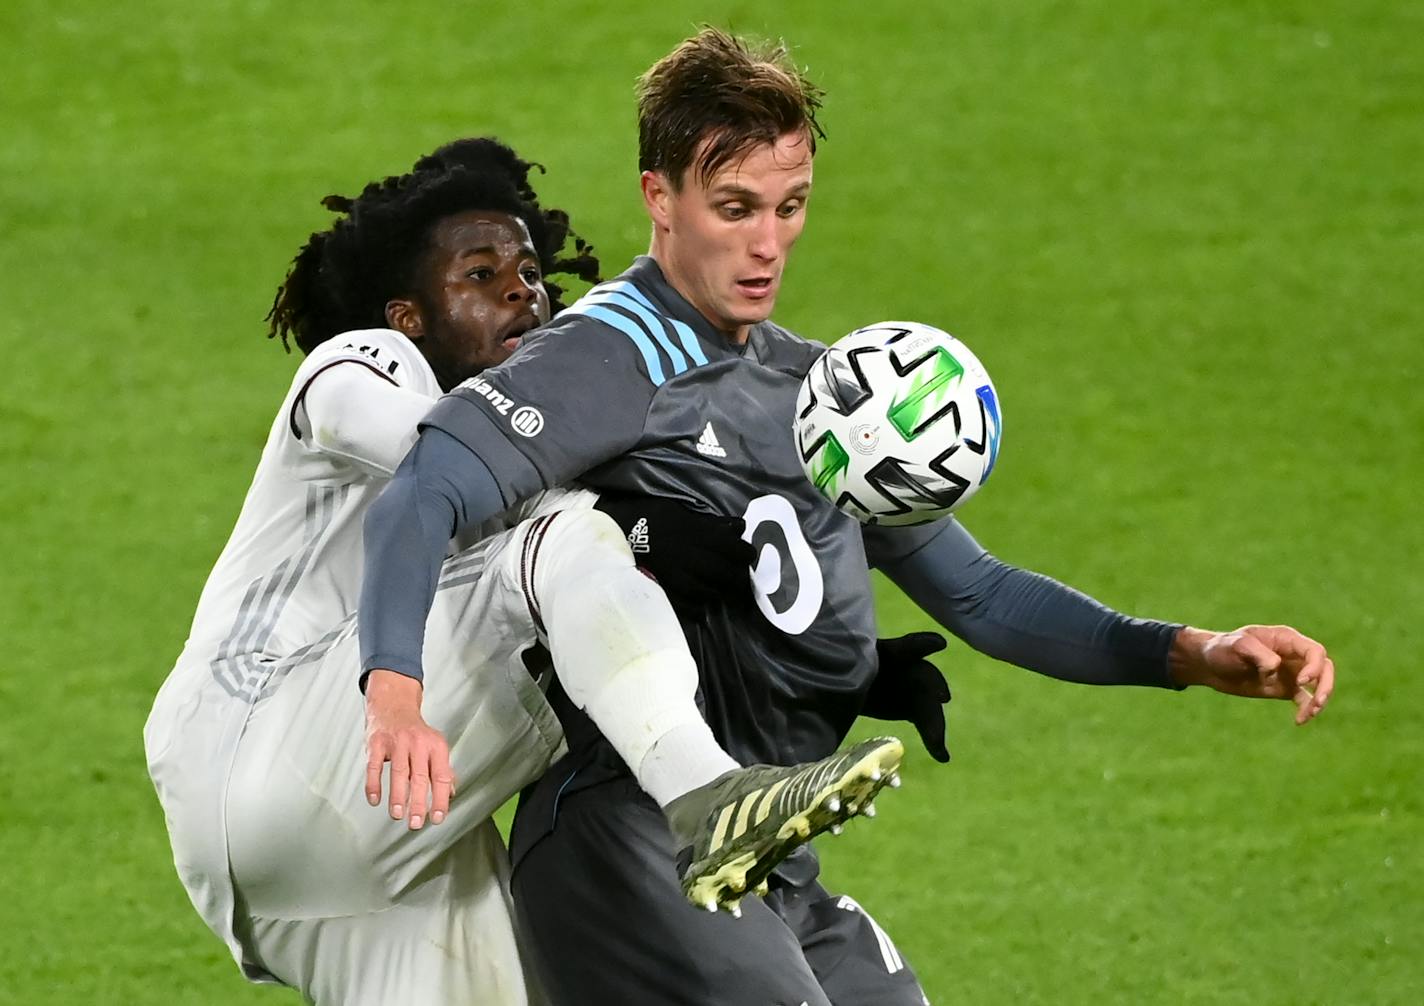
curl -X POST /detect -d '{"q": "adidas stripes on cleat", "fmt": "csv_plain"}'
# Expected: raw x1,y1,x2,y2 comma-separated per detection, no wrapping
663,736,905,914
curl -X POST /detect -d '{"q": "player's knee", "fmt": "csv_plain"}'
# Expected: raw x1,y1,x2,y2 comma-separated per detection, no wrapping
537,508,634,583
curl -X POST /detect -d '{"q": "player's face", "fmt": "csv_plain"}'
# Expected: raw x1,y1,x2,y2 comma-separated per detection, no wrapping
403,211,546,389
645,131,813,341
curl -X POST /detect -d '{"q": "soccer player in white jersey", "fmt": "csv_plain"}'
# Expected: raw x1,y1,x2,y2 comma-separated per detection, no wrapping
143,139,904,1005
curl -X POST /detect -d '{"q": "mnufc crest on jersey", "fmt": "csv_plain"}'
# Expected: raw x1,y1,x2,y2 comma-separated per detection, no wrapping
456,377,545,437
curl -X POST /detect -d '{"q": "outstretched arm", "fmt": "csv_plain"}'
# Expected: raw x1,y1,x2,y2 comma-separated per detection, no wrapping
876,519,1180,688
874,520,1334,723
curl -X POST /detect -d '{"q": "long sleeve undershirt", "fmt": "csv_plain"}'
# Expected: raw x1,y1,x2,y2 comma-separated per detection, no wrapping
877,520,1181,688
361,426,1183,693
358,428,514,687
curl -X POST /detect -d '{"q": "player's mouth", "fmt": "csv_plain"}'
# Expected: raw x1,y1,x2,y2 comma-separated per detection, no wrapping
735,276,776,301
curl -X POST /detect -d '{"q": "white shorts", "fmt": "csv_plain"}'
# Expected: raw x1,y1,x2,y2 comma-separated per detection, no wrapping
212,503,586,1004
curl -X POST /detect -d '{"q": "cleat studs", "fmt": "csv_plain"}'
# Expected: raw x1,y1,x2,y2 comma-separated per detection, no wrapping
730,903,743,919
754,882,770,897
826,796,842,813
870,768,882,782
889,773,902,789
703,897,718,913
863,801,877,818
830,823,843,836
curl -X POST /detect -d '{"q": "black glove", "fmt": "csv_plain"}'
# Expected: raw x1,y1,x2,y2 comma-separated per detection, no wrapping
862,632,952,762
593,491,756,609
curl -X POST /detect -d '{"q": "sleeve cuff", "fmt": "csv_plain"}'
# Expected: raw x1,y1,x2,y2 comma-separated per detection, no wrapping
359,657,425,694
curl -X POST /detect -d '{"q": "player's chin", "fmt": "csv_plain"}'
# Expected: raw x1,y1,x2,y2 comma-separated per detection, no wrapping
728,290,779,325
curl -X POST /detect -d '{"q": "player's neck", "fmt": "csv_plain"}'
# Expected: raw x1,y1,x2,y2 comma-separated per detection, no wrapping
646,244,752,346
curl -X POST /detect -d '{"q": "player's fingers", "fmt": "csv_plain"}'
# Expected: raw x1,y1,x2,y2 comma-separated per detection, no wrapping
1291,684,1314,725
430,744,454,825
905,631,949,659
365,734,390,807
915,706,950,763
1233,631,1282,675
1313,657,1336,711
407,753,431,831
388,738,411,821
1297,658,1336,724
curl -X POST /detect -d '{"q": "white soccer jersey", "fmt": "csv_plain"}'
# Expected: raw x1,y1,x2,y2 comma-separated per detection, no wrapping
183,327,440,689
146,328,441,978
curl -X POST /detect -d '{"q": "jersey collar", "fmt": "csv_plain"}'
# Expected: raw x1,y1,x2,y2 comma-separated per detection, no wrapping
622,256,756,358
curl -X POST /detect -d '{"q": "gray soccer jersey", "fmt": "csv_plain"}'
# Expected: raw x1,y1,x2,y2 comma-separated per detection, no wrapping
424,257,905,765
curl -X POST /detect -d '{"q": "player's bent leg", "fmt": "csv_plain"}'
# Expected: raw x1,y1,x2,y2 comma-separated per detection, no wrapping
243,822,541,1006
524,505,908,911
526,505,737,805
774,880,930,1006
510,776,833,1006
224,527,567,1002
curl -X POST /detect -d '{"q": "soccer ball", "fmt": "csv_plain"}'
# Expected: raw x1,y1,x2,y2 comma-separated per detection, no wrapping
794,322,1002,526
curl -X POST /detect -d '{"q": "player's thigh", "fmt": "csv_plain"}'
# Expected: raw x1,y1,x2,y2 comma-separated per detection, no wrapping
779,882,929,1006
511,779,832,1006
247,821,540,1006
370,527,566,890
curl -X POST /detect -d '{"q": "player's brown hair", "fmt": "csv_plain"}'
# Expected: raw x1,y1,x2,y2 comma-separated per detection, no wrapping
636,26,825,190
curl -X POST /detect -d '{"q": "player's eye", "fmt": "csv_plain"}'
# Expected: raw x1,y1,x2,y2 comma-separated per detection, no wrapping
777,200,803,219
468,267,494,281
719,203,750,221
521,266,542,284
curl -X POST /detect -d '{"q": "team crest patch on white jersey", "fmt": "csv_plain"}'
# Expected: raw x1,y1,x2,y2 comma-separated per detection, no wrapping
695,421,727,459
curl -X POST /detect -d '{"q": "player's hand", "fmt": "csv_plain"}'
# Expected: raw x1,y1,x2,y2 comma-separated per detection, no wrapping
862,632,952,762
593,490,757,608
363,669,456,830
1168,624,1335,725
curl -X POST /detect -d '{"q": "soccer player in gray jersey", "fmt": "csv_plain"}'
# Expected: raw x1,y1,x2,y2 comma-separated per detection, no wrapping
359,29,1336,1006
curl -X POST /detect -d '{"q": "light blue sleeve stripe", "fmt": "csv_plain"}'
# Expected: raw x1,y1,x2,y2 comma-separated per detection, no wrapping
565,304,666,386
584,290,688,376
600,281,710,367
603,280,658,312
667,317,709,367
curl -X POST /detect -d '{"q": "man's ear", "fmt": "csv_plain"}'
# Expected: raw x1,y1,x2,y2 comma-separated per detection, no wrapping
641,170,674,231
385,299,423,342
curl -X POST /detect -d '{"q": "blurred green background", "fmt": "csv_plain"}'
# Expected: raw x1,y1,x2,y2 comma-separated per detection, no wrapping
2,1,1419,1002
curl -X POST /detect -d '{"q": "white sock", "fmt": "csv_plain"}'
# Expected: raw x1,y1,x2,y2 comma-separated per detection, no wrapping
638,721,738,806
530,508,739,807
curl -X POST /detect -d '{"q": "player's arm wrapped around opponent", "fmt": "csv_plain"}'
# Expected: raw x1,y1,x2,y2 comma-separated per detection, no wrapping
865,518,1334,729
357,319,669,828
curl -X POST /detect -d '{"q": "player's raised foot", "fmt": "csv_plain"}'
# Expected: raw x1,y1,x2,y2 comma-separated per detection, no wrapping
665,736,905,914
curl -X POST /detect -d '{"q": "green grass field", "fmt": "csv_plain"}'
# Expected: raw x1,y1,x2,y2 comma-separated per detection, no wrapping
3,1,1420,1002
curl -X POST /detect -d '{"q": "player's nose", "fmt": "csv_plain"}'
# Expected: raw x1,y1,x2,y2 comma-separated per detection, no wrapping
748,213,780,262
504,276,538,304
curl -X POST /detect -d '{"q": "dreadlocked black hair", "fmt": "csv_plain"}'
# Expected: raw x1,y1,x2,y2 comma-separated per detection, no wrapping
267,137,602,355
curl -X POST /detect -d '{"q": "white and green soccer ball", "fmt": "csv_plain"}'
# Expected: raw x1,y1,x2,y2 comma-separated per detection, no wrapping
794,321,1003,526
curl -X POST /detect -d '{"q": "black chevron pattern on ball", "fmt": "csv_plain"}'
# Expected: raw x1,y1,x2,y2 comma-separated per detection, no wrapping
844,455,972,521
809,346,878,417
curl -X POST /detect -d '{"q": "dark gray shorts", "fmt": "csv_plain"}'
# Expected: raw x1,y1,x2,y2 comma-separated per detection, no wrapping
511,776,928,1006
